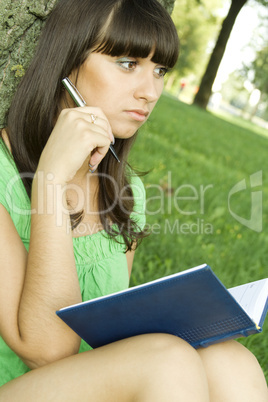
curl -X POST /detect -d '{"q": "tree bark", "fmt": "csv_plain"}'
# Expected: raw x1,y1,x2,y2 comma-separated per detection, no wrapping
0,0,57,128
193,0,248,109
0,0,175,128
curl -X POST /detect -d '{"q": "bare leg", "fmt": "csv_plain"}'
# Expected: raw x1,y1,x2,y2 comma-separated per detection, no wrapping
0,334,209,402
198,340,268,402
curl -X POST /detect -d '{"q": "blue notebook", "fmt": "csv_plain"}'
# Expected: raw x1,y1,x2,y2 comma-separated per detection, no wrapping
56,264,268,349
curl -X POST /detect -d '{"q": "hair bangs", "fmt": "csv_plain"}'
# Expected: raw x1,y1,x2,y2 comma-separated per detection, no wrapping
95,0,179,69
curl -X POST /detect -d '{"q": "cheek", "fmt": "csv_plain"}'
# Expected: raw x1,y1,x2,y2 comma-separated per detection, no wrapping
89,82,120,110
77,69,109,105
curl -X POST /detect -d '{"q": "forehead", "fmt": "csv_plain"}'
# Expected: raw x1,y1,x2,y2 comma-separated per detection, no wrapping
84,51,159,70
94,0,179,68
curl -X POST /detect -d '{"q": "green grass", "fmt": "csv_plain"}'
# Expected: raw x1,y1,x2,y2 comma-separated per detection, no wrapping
129,93,268,380
211,108,268,140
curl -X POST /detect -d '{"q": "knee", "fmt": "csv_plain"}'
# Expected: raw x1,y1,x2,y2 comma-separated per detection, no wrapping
198,340,263,373
197,340,268,398
124,334,210,401
141,333,197,358
137,334,209,398
140,333,206,377
198,340,256,362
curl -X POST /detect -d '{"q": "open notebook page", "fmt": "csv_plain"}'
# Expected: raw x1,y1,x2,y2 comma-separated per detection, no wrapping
228,279,268,325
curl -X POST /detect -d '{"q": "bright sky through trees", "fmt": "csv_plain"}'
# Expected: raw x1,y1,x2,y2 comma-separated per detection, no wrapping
214,1,267,89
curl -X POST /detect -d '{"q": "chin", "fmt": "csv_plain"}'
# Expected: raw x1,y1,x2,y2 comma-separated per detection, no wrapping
113,124,141,140
114,133,137,141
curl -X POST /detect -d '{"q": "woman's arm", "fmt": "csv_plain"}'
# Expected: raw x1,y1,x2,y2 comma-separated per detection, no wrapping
0,195,81,369
19,173,82,367
0,107,113,368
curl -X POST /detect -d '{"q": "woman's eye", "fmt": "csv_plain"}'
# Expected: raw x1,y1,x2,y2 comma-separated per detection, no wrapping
117,59,137,71
154,66,168,78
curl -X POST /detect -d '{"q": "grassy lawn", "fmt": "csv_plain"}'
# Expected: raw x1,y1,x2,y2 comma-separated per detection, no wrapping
129,93,268,380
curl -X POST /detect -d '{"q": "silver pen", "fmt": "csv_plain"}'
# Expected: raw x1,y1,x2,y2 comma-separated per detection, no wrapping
62,77,120,163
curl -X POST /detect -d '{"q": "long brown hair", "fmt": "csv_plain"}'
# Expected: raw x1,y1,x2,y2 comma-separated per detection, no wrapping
6,0,179,251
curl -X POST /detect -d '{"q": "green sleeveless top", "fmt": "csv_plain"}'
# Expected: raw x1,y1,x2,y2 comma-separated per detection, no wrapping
0,139,146,386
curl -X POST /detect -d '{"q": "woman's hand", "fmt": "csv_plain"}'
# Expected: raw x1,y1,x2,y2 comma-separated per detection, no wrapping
37,107,114,183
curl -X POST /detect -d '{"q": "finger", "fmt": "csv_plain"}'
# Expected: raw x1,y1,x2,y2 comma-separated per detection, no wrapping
89,145,110,168
76,107,114,143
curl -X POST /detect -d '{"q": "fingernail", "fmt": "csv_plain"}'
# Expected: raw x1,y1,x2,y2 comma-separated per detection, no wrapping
111,136,115,145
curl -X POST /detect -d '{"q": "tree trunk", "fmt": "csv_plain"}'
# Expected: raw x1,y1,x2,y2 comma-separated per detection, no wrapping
0,0,175,128
193,0,248,109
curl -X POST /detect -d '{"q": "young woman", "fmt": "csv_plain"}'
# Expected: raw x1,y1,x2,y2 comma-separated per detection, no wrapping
0,0,267,400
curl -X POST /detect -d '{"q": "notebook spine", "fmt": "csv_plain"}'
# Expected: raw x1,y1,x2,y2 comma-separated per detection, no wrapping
197,325,261,348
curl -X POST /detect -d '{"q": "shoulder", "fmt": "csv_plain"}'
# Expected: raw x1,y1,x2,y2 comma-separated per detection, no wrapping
0,133,13,178
0,138,13,211
0,136,30,216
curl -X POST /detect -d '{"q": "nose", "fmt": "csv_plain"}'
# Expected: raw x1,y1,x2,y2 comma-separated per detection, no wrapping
133,72,162,104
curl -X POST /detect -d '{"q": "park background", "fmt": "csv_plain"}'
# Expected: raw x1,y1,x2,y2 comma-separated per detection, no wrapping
0,0,267,381
130,0,268,380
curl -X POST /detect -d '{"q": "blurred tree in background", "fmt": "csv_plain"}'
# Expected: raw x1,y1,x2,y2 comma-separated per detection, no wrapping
171,0,222,77
165,0,223,94
193,0,268,109
219,9,268,121
242,44,268,119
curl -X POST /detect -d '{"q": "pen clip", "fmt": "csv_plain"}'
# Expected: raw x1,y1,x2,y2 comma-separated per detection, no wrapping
62,77,87,107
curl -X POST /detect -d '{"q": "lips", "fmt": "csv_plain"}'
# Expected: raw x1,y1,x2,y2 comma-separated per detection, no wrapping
125,109,149,122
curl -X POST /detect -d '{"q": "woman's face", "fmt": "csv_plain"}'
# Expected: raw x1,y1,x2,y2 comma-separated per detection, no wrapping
70,52,167,139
